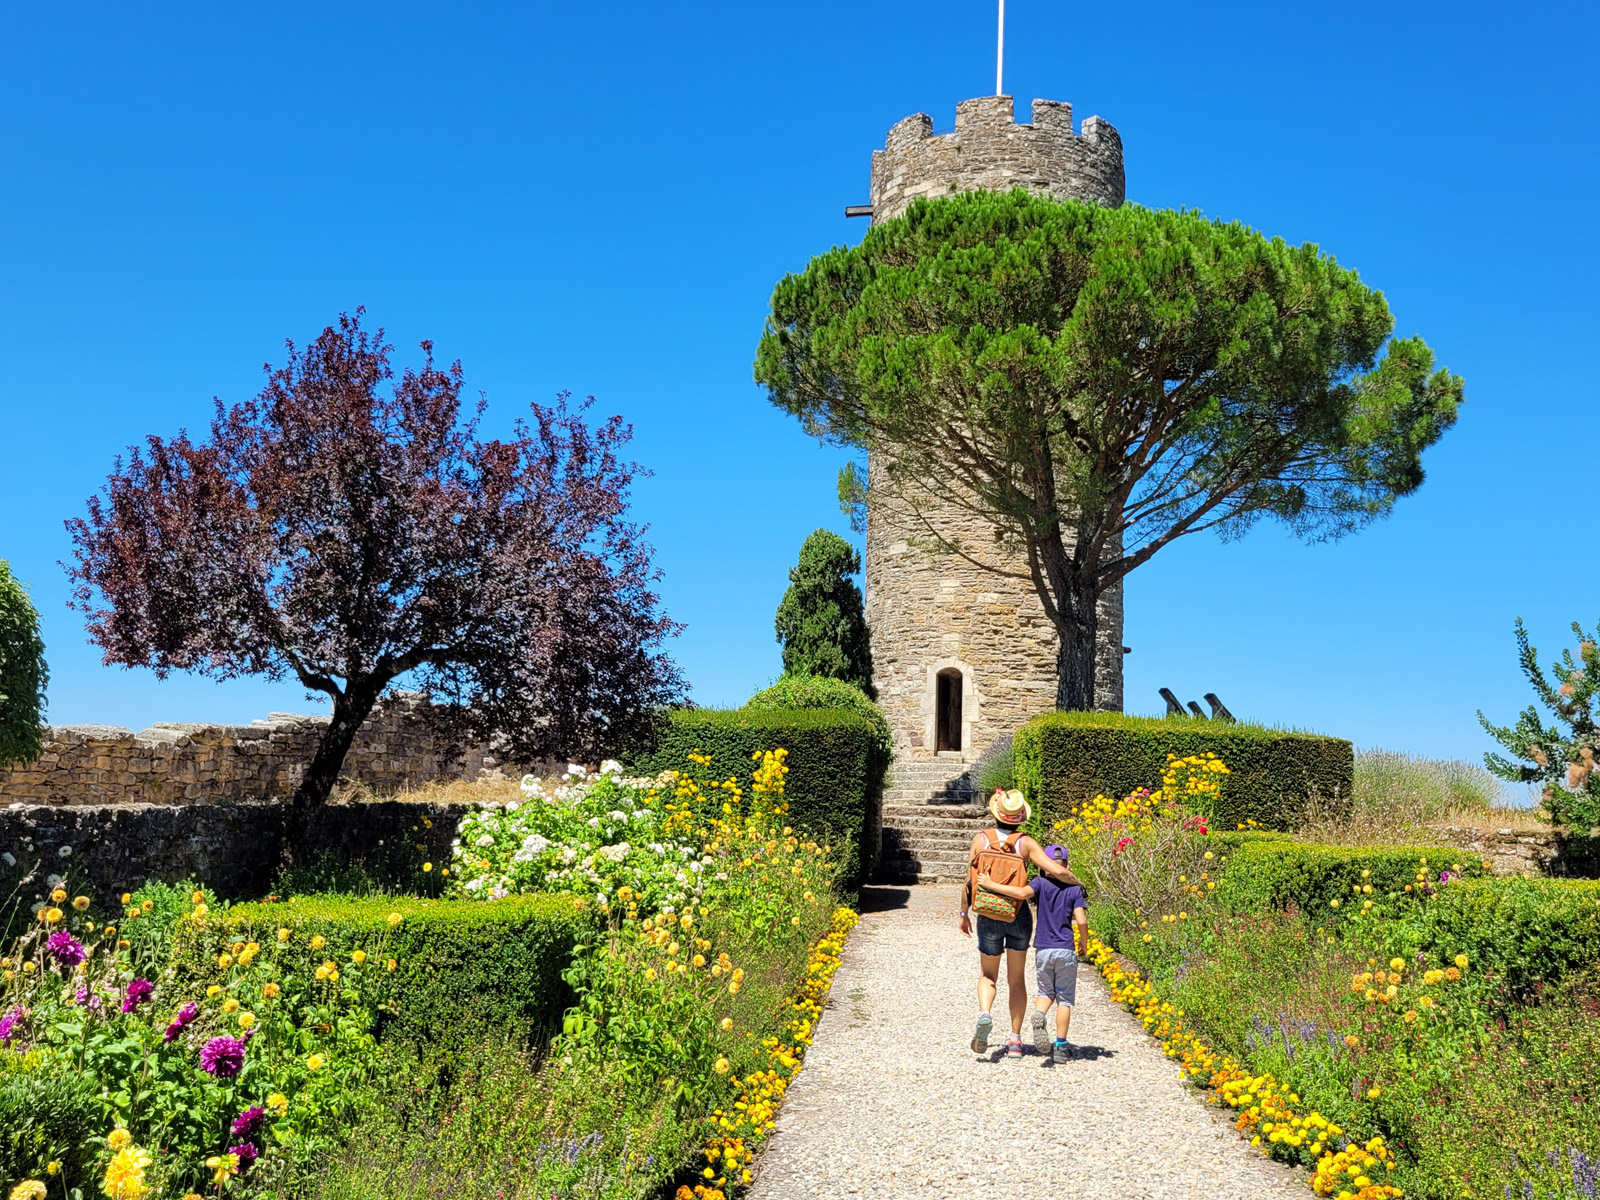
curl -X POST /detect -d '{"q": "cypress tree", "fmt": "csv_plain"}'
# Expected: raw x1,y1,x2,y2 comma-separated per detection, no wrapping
774,529,874,697
0,558,47,767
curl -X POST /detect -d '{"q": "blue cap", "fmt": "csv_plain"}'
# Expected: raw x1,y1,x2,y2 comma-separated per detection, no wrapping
1044,843,1069,861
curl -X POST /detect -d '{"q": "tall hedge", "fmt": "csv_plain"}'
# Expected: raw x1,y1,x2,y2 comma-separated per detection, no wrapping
172,894,586,1046
632,707,881,887
1014,712,1353,831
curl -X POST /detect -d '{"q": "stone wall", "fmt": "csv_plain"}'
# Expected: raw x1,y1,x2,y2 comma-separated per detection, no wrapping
0,693,500,806
1430,823,1600,878
0,799,483,911
862,96,1127,764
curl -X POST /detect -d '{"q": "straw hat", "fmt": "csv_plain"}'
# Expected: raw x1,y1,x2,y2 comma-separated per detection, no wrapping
989,787,1031,826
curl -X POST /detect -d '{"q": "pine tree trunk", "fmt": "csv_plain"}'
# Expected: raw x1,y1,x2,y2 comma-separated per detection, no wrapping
1054,578,1099,712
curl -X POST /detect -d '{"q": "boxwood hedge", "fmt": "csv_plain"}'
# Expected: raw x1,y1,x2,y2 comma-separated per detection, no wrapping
1014,712,1353,831
172,893,585,1046
1210,838,1488,916
632,707,882,887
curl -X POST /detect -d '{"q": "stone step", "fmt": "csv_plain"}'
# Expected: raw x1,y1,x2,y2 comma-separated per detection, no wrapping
880,848,970,867
883,803,987,819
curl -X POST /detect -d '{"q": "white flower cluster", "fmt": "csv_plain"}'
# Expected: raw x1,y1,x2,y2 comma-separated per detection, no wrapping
447,764,710,912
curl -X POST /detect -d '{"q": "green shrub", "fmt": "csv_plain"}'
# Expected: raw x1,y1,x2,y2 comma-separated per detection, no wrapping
971,733,1016,792
633,708,880,885
173,893,586,1046
0,1064,100,1185
1383,876,1600,997
772,531,875,695
0,558,46,769
1209,838,1487,917
1014,711,1353,831
745,673,892,762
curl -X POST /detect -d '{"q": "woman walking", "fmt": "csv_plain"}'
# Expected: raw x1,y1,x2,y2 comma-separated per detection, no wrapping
957,788,1076,1057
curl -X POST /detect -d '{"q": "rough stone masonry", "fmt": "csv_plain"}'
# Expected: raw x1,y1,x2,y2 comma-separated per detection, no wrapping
0,692,496,807
863,96,1128,766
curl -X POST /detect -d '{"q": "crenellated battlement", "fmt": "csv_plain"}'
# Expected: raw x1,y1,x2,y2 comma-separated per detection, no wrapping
869,95,1124,223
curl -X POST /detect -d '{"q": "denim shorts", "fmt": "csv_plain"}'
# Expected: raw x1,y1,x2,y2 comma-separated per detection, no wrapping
976,904,1033,955
1035,947,1079,1006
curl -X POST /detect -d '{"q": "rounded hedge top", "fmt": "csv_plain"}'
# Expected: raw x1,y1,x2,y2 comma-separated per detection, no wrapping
745,673,892,761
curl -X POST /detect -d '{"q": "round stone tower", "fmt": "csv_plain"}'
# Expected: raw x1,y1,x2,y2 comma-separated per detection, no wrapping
863,95,1127,779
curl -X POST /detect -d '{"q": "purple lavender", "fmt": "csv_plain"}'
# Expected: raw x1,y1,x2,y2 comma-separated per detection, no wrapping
228,1143,258,1172
1574,1147,1599,1200
45,931,86,966
0,1006,27,1045
121,978,154,1014
162,1001,199,1044
231,1105,266,1139
200,1036,246,1078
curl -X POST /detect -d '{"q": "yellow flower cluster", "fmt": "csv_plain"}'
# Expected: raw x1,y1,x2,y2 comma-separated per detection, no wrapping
102,1142,153,1200
1056,754,1226,837
1085,931,1401,1196
1310,1139,1403,1199
687,906,858,1199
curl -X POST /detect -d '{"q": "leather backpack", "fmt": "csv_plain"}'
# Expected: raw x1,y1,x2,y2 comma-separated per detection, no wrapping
969,829,1028,922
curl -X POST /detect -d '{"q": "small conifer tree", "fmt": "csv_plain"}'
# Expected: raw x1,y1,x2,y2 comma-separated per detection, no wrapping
0,559,47,767
773,529,874,697
1479,617,1600,829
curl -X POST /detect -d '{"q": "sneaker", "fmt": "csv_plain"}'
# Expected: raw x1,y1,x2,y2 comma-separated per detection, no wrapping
1032,1009,1052,1056
1006,1036,1023,1059
1052,1039,1073,1064
971,1014,993,1053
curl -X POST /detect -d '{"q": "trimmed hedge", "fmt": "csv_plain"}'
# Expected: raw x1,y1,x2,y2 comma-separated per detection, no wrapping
172,894,586,1045
1210,838,1489,916
1386,877,1600,998
1014,712,1354,831
632,708,882,887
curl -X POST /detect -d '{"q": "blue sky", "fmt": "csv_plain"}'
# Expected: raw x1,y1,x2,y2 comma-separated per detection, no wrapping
1,1,1594,770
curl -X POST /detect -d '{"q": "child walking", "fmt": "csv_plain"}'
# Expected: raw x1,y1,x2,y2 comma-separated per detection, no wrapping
975,842,1088,1064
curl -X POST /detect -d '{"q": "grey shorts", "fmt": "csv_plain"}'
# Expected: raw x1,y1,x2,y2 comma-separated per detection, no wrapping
1036,947,1078,1006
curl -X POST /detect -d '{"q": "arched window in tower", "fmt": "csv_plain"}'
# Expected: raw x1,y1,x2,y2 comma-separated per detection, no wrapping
935,668,964,753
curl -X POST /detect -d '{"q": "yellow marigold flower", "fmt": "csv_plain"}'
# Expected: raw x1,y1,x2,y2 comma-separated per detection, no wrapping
644,968,657,981
720,1017,733,1031
206,984,222,998
309,935,325,951
351,950,367,964
1344,1034,1359,1048
1454,953,1469,970
714,1057,730,1074
385,958,397,972
1367,1086,1382,1099
306,1054,325,1071
422,862,433,872
238,1011,256,1029
1418,995,1435,1008
1445,966,1461,982
1330,899,1340,909
51,887,67,903
191,890,205,905
314,966,328,981
693,954,706,968
1402,1010,1417,1024
728,980,741,995
42,907,63,924
217,954,233,969
44,1165,59,1179
222,998,240,1014
141,900,153,912
72,896,90,912
263,982,280,999
1390,957,1405,972
120,893,132,904
10,1182,46,1200
277,928,291,942
386,912,403,927
267,1092,289,1114
107,1127,132,1151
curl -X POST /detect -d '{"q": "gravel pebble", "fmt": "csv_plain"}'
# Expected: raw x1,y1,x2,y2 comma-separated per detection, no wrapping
748,885,1302,1198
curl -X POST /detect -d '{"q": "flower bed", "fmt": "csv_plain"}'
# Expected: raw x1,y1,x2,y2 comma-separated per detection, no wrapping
1062,755,1600,1200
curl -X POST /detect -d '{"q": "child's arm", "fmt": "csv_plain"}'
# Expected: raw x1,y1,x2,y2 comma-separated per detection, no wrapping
974,872,1035,902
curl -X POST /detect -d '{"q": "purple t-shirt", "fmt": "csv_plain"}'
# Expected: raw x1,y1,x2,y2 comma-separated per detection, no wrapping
1029,875,1087,951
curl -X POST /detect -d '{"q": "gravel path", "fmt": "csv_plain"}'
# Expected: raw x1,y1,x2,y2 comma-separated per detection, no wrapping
748,885,1302,1199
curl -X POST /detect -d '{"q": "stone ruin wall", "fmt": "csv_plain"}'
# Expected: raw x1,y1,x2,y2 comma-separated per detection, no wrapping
0,693,501,807
863,96,1127,763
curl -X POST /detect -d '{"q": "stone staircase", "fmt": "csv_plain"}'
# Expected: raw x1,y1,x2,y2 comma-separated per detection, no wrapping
875,757,990,884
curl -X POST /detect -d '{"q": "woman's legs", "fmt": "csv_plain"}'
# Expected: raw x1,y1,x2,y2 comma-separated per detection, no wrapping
1004,947,1029,1034
977,952,1002,1015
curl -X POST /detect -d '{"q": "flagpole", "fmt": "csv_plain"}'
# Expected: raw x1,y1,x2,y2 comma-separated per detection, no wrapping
995,0,1005,95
